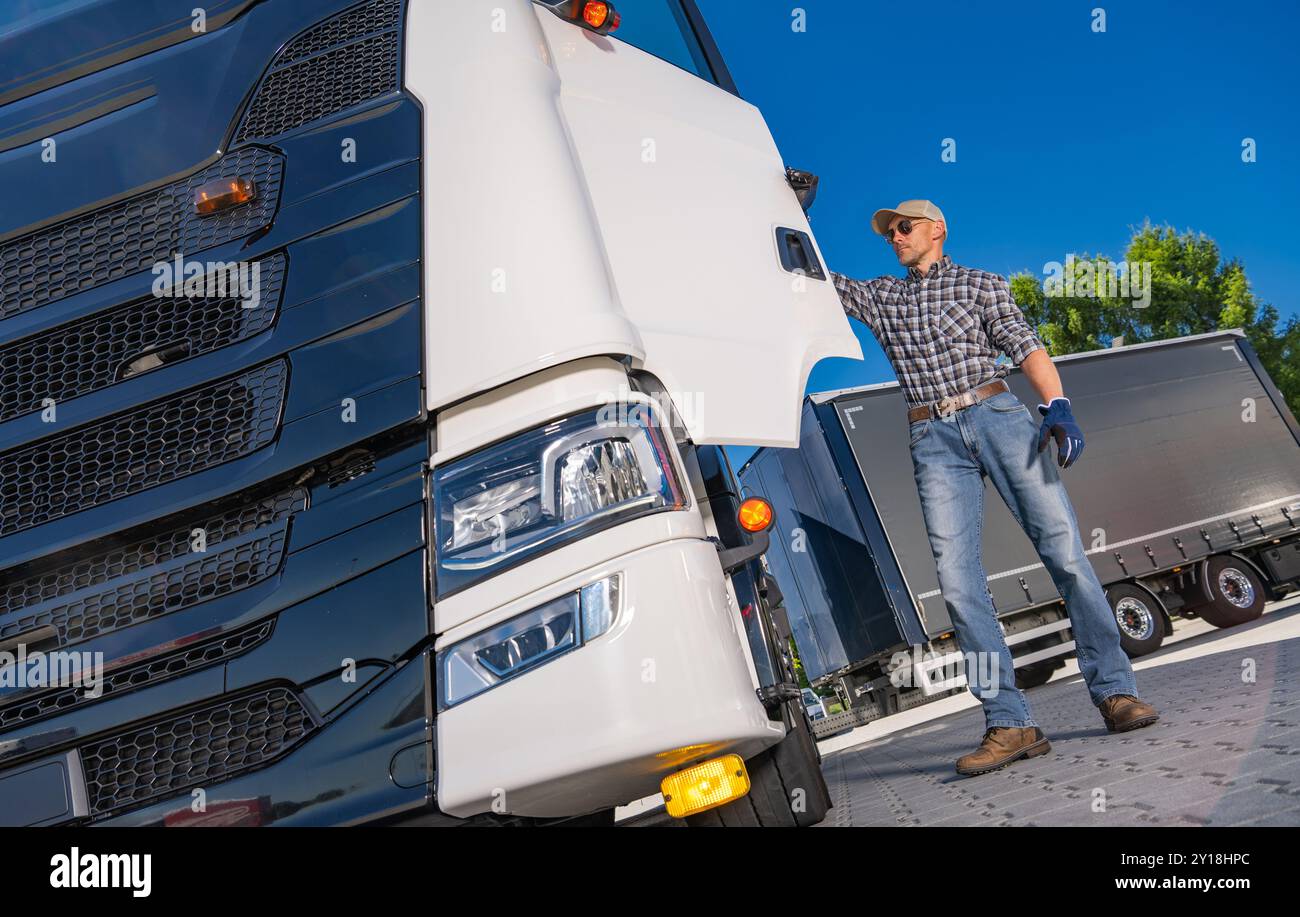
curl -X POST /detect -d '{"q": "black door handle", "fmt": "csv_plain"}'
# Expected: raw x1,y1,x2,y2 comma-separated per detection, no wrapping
774,227,826,281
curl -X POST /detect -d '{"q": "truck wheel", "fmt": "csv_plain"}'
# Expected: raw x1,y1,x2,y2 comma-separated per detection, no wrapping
685,705,831,827
1198,555,1267,628
1105,584,1166,657
1014,661,1059,690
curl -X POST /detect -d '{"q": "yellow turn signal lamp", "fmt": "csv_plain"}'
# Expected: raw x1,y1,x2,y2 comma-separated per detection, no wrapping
661,754,750,818
738,497,774,533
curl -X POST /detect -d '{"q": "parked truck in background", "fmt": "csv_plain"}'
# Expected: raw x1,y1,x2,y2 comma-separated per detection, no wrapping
0,0,861,826
740,331,1300,736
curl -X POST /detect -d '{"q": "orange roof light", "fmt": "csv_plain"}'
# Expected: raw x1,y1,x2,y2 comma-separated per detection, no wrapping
194,176,256,216
738,497,774,533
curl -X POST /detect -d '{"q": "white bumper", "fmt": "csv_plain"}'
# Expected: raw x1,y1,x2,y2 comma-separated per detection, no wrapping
434,537,784,819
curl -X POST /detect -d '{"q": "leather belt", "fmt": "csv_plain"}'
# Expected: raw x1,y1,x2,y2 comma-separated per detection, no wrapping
907,379,1009,422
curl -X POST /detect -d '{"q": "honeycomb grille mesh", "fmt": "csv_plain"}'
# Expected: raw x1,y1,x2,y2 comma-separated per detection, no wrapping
80,687,313,816
0,255,285,424
1,529,287,647
233,0,400,143
278,0,400,63
0,147,283,319
0,487,304,616
0,620,275,732
0,361,287,537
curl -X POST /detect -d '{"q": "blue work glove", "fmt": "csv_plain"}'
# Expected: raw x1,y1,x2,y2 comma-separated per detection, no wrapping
1036,397,1085,468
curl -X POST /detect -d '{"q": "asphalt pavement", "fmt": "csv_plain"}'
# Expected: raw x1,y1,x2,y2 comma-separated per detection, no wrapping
817,594,1300,826
620,593,1300,826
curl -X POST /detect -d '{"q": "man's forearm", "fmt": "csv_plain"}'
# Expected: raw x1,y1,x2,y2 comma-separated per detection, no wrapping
830,270,878,330
1019,348,1065,405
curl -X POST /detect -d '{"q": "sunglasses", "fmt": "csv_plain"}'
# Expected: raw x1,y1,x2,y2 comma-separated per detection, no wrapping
884,218,932,243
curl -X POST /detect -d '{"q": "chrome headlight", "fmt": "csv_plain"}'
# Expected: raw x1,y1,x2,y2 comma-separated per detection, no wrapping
432,402,686,596
438,574,621,708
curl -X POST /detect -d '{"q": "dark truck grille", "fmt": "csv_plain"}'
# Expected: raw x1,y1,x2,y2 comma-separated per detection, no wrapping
233,0,401,144
0,486,304,647
0,487,303,616
0,254,284,424
3,530,286,646
80,687,313,817
0,620,275,732
0,361,287,537
279,0,401,63
0,147,283,319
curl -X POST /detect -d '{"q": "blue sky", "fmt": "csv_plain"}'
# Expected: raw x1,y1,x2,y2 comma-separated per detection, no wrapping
694,0,1299,465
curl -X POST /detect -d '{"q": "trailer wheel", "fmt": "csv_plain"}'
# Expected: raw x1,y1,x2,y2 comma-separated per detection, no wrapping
1105,583,1166,657
685,704,831,827
1198,555,1267,628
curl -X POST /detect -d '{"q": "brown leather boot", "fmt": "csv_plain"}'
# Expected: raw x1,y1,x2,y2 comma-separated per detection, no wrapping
1098,695,1159,732
954,726,1051,776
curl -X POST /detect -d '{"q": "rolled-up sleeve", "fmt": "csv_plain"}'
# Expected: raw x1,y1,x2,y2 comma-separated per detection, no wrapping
830,271,881,333
978,273,1044,365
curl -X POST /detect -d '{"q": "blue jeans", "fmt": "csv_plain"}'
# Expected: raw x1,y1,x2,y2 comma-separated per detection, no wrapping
908,388,1139,728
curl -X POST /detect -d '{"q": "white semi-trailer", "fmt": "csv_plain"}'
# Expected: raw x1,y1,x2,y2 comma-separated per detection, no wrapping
741,332,1300,735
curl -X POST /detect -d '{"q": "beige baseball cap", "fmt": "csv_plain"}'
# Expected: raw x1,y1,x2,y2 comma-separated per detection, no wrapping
871,199,947,238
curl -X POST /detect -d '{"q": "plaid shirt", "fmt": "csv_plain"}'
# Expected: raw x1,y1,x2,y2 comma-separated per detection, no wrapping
831,254,1045,409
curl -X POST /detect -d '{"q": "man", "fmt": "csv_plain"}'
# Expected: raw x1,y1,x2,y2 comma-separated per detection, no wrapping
831,199,1159,777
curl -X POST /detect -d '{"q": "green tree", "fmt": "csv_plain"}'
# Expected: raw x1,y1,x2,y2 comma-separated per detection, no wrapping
790,637,810,690
1011,221,1299,418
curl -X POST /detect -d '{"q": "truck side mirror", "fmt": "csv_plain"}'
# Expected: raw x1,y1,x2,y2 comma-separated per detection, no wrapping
785,167,819,213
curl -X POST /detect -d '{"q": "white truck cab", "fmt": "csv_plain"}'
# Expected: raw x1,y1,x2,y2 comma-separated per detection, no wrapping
0,0,857,828
415,0,859,821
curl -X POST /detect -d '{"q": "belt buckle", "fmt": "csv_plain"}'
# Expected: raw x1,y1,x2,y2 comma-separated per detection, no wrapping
935,395,958,418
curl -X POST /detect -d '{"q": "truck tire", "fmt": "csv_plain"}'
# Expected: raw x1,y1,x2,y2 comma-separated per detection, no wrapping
1014,661,1060,690
685,705,831,827
1105,583,1166,657
1198,555,1267,628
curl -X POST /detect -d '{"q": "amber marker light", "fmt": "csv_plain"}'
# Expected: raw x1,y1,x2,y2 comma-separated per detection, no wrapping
582,1,620,32
548,0,621,35
738,497,774,533
661,754,750,818
193,176,256,215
